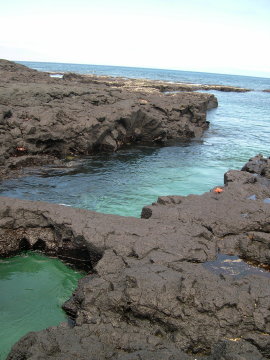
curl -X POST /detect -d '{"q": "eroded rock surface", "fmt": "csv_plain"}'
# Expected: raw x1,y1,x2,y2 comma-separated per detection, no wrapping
1,155,270,359
0,59,218,179
61,71,252,93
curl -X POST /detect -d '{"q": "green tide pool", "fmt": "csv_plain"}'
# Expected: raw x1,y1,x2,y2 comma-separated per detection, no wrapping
0,252,83,360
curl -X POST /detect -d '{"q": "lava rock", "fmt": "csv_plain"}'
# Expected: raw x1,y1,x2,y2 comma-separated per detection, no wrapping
0,59,218,180
1,155,270,359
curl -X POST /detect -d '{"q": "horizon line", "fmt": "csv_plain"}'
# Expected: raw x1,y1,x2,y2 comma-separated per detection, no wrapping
7,58,270,80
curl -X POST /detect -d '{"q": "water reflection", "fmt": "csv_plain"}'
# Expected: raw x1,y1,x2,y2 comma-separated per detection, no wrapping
204,253,270,279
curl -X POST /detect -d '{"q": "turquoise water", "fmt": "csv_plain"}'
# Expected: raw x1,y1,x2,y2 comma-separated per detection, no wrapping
0,89,269,217
0,252,83,359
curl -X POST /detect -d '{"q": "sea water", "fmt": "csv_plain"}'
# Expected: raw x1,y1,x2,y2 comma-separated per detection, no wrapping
18,60,270,91
0,62,269,216
0,252,83,359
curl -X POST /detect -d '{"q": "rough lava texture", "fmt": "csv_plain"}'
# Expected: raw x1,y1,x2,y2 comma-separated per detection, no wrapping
0,59,218,179
1,155,270,360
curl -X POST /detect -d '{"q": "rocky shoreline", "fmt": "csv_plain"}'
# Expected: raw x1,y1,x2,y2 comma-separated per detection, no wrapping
0,154,270,359
0,59,219,180
60,71,253,93
1,60,270,359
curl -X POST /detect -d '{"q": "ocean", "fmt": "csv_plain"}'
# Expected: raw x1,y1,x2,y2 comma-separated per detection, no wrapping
1,61,270,217
18,60,270,91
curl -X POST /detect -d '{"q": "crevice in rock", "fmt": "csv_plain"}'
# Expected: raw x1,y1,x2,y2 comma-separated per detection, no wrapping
32,238,46,251
241,257,270,273
56,248,93,272
1,224,103,273
19,237,31,251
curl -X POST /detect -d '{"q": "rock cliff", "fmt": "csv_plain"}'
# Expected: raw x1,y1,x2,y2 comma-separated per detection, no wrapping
1,155,270,360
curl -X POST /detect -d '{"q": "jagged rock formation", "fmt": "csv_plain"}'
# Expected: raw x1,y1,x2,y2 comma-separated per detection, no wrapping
1,155,270,359
0,59,218,179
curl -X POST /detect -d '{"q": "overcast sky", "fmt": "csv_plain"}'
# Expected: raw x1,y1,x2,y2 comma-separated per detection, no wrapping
0,0,270,77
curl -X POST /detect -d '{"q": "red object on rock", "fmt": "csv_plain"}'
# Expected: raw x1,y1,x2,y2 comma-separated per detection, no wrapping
16,147,27,152
214,187,224,193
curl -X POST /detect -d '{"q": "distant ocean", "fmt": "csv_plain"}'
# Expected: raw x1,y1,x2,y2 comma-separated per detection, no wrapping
1,60,269,217
18,60,270,91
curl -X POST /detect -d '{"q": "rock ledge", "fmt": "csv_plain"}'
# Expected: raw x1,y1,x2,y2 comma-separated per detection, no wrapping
1,155,270,360
0,59,218,179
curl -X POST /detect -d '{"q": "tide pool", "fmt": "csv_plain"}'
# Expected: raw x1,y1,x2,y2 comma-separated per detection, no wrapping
0,252,83,359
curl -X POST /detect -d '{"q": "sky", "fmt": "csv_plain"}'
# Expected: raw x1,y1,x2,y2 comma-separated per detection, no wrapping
0,0,270,77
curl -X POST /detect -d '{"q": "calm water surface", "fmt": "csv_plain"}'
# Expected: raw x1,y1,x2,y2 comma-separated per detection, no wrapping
0,252,83,359
19,60,270,91
1,90,269,217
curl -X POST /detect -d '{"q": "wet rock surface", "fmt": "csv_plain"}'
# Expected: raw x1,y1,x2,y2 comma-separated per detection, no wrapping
0,59,218,180
0,155,270,359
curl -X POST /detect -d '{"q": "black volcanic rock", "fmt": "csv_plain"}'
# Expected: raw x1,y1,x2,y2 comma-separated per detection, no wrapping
1,155,270,359
0,59,218,179
241,154,270,179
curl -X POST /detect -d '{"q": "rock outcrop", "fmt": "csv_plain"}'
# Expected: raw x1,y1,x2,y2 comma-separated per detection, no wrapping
61,72,252,93
1,155,270,360
0,59,218,179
